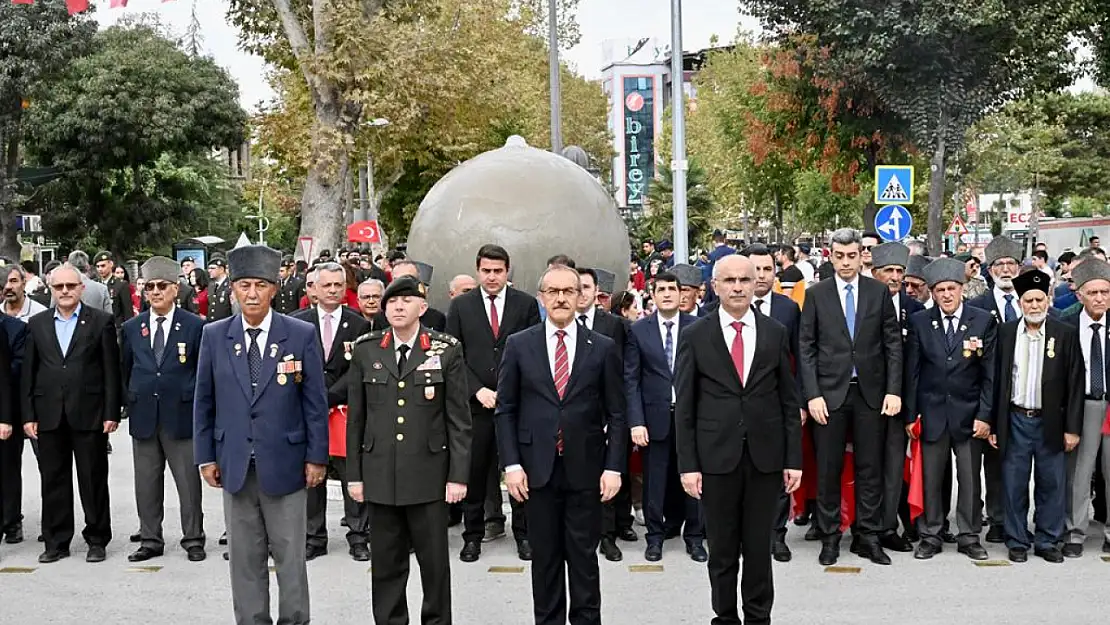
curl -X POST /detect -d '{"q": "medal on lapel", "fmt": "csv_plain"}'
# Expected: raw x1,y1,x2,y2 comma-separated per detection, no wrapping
177,342,186,364
294,360,303,384
277,373,287,385
1047,337,1056,359
141,323,149,338
425,386,435,400
344,342,353,360
270,344,279,359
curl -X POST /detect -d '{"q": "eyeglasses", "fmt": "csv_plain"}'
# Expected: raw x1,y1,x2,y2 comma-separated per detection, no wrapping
144,281,173,292
359,294,382,301
51,282,81,292
541,287,579,298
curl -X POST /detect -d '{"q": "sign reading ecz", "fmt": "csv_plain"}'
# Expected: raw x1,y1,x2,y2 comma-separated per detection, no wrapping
624,76,655,206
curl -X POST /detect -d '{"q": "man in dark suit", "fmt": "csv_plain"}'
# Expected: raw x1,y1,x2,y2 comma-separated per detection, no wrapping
290,261,372,561
990,269,1083,563
446,244,541,562
93,251,134,329
205,256,234,322
275,256,306,315
626,271,704,563
194,245,328,625
176,257,199,315
347,276,472,625
21,263,120,563
675,254,802,625
496,264,625,625
741,244,802,562
869,242,923,554
799,228,902,566
574,267,635,561
904,258,996,560
0,311,25,545
390,259,447,331
120,256,207,563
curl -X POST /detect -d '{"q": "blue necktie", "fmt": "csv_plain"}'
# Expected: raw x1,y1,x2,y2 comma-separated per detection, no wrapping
1003,294,1017,322
664,320,675,372
845,284,856,340
246,328,262,389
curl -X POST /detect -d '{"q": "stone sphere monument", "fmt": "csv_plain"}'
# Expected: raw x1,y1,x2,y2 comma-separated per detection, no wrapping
406,136,630,311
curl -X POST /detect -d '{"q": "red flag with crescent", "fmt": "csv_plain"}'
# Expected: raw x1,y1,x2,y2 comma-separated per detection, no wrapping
347,220,381,244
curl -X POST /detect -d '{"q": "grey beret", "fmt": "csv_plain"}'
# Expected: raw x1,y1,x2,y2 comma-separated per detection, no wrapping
672,263,703,287
871,242,910,269
594,268,616,294
923,257,967,288
907,255,933,280
984,236,1023,267
1071,259,1110,289
141,256,181,284
227,245,281,284
410,261,434,285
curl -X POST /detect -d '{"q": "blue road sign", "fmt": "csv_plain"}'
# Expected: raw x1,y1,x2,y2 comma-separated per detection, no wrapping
875,204,912,242
875,165,914,205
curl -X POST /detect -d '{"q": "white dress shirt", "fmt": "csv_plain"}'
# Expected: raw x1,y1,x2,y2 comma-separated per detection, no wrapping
394,332,418,364
149,306,177,349
658,311,681,402
939,305,964,334
834,274,861,320
1011,323,1045,409
752,293,772,316
316,305,342,355
993,287,1022,321
719,307,756,385
484,287,506,327
577,306,596,330
243,309,274,362
1079,310,1107,395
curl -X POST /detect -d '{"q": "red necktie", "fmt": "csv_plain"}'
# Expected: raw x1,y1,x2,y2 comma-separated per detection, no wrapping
489,295,500,339
730,321,745,386
554,330,570,454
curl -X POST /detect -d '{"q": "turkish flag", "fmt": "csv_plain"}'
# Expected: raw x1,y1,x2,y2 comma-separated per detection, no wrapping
65,0,89,14
906,418,925,521
328,405,348,457
347,220,381,244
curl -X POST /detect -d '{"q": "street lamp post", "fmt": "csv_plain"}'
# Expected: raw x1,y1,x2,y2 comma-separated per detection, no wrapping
670,0,689,263
548,0,563,153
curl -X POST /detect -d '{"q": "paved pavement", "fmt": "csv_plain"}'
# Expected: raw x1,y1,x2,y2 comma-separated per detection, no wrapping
1,424,1107,624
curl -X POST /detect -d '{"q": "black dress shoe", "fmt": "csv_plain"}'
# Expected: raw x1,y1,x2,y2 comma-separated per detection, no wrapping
686,543,708,563
1008,547,1028,563
985,525,1005,543
862,544,891,565
914,541,941,560
87,546,107,563
849,534,863,555
645,543,663,561
880,533,913,552
794,511,811,526
349,544,370,562
128,546,163,562
37,534,44,542
958,542,989,561
186,546,207,562
818,543,839,566
516,540,533,561
1061,543,1083,558
218,532,228,546
599,537,623,562
4,527,23,544
772,540,792,562
617,527,638,542
459,541,481,562
1034,546,1064,563
38,549,70,563
340,518,348,527
804,525,820,541
305,544,327,561
129,532,141,543
902,526,920,542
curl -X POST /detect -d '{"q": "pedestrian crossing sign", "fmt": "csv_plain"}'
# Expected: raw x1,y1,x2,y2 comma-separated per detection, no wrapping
875,165,914,205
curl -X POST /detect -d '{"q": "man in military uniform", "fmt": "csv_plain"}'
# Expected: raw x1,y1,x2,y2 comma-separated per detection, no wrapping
93,251,134,329
348,276,472,625
275,256,306,315
176,257,198,314
206,256,233,322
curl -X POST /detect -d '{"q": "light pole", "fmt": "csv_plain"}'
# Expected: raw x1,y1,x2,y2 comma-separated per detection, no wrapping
358,117,391,223
548,0,562,153
670,0,689,263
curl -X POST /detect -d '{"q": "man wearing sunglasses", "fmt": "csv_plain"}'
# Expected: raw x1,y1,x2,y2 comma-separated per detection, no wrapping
860,232,881,278
120,257,207,563
21,263,121,563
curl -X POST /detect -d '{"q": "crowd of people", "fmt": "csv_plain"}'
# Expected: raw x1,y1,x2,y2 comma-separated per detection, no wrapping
0,227,1107,625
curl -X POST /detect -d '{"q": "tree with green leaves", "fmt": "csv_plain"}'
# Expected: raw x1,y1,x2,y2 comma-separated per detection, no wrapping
643,160,716,246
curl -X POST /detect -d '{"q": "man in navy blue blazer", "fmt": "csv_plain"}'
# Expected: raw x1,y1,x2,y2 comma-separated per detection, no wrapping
121,256,207,563
194,245,328,625
625,270,704,563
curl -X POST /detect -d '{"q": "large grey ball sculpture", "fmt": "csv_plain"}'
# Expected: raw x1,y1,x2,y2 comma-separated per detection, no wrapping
407,136,631,312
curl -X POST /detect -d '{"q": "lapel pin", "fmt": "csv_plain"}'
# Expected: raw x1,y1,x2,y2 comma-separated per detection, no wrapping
234,343,242,357
270,344,279,358
342,321,348,329
175,323,181,331
373,361,383,370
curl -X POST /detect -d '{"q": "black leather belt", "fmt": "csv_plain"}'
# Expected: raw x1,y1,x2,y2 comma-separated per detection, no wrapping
1011,404,1041,418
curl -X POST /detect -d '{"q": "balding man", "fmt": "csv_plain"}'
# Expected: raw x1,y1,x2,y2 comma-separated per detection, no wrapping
64,251,112,313
449,275,477,299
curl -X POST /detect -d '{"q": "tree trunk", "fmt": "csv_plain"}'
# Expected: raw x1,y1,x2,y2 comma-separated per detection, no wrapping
0,109,23,260
300,101,350,257
926,111,948,255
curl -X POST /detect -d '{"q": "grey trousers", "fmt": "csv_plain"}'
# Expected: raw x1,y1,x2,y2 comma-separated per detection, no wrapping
1065,400,1110,545
224,467,310,625
922,431,983,546
132,428,205,550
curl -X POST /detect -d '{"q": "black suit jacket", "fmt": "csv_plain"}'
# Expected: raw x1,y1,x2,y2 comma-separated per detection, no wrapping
494,324,626,490
106,276,133,328
799,275,902,411
992,317,1083,453
446,287,541,407
21,305,120,431
0,322,14,426
587,309,629,365
291,306,372,407
674,311,802,475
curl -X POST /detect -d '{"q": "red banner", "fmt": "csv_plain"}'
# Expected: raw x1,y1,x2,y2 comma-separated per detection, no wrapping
328,405,348,457
907,418,925,522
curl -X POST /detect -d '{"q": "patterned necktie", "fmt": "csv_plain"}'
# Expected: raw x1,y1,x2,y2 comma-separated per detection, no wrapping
663,320,675,372
844,284,856,340
1004,294,1017,322
153,316,166,366
397,344,410,372
1092,323,1105,398
323,312,335,360
489,295,500,339
246,328,262,388
554,330,570,455
730,321,745,386
945,315,956,350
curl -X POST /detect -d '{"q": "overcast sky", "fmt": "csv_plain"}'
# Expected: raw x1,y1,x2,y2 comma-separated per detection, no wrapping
96,0,756,111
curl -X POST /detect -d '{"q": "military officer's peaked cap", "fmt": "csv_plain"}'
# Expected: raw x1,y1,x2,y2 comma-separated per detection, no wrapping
1013,269,1050,297
594,268,616,294
141,256,180,284
228,245,281,284
1071,258,1110,289
984,236,1023,267
672,263,703,287
93,251,114,264
382,276,425,304
871,242,909,269
180,256,195,265
410,261,434,285
208,256,228,269
906,255,933,280
923,257,966,288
